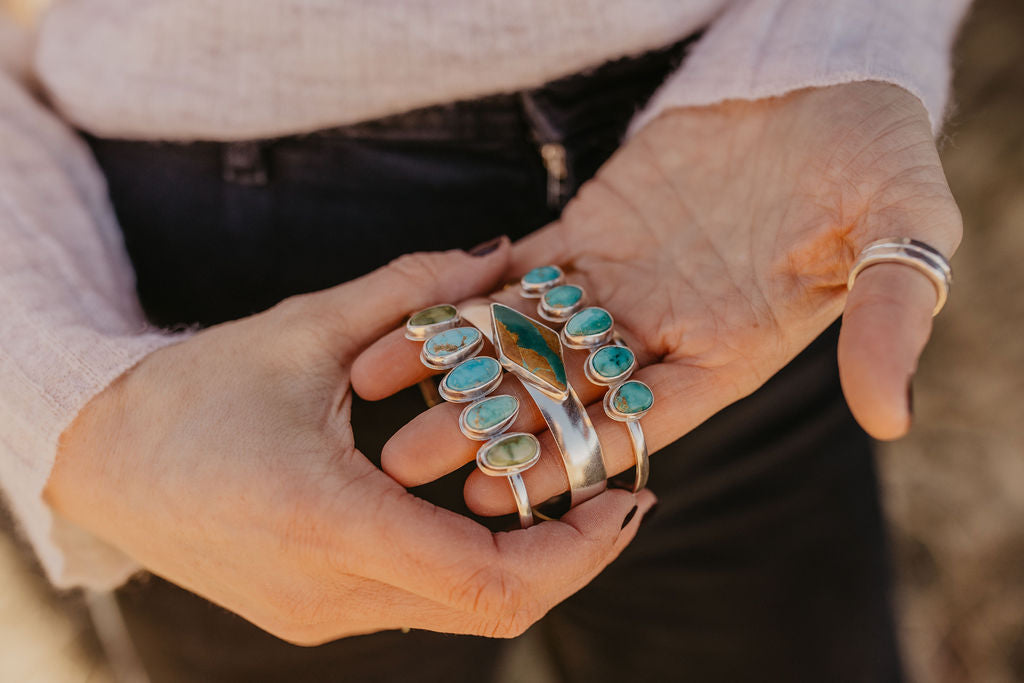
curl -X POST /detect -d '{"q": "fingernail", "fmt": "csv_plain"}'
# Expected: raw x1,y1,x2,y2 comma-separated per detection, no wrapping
468,236,505,257
640,502,658,527
620,505,638,530
907,376,915,420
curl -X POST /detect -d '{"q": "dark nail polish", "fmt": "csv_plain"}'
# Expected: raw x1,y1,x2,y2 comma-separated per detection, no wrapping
468,236,504,257
640,503,658,527
620,505,638,530
907,377,915,419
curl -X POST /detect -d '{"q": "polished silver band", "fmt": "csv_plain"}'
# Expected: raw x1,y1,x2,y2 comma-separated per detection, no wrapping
507,474,534,529
848,238,953,316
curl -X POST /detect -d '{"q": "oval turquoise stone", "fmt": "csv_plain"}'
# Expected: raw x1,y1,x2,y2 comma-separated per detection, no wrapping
464,395,518,431
611,380,654,415
481,433,539,469
591,346,634,379
522,265,560,284
543,284,583,309
446,356,501,392
565,307,612,337
424,327,480,358
409,304,457,326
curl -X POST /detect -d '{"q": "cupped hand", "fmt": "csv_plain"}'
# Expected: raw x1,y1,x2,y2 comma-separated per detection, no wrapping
355,81,961,516
45,242,654,644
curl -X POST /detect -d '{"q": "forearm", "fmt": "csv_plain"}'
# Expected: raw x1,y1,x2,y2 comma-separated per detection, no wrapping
0,62,186,589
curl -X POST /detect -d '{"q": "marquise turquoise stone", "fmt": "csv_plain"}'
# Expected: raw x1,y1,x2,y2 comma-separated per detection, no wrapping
492,304,567,392
522,265,561,284
542,284,583,309
424,327,480,358
591,346,634,379
464,395,518,432
409,304,457,327
446,356,501,392
565,307,612,337
480,433,540,470
611,380,654,415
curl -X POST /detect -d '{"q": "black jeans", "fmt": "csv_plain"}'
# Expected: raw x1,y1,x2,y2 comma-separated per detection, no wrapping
87,38,902,683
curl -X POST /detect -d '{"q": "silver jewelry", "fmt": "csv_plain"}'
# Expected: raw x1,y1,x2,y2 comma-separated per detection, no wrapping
405,303,461,340
520,265,565,298
420,326,483,370
538,284,585,323
476,432,542,529
459,395,520,441
848,238,952,316
603,380,654,493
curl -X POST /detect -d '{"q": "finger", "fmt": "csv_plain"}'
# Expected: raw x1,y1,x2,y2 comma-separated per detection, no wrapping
306,239,510,350
380,339,614,487
507,220,574,275
838,263,939,440
340,468,652,632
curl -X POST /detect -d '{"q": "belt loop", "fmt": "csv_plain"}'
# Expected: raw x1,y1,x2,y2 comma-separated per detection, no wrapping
222,141,269,186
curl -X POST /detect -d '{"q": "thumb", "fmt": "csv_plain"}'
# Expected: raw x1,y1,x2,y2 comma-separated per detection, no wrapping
311,239,510,350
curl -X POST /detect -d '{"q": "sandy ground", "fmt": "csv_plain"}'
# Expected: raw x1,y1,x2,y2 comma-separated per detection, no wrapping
1,0,1022,681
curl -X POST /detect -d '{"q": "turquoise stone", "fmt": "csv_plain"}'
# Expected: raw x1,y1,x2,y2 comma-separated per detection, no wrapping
522,265,560,284
565,307,612,337
446,356,501,392
424,327,480,358
542,284,583,309
492,304,567,392
591,346,634,379
480,433,540,470
409,304,457,327
611,381,654,415
464,395,518,432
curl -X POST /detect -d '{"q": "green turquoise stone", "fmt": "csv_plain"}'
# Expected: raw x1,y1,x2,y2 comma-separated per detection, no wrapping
565,307,612,337
481,433,539,469
542,285,582,309
464,395,518,432
522,265,560,284
591,346,634,379
612,381,654,415
492,304,567,392
409,304,457,326
424,327,479,358
446,357,501,392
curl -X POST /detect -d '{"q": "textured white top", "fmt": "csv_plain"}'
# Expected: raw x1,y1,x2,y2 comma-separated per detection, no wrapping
0,0,970,589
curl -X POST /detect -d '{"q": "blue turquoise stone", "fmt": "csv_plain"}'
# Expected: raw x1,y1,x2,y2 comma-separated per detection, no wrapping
565,307,612,337
591,346,634,379
492,304,567,392
543,284,583,309
522,265,560,284
424,327,480,358
446,357,501,392
612,381,654,415
464,395,518,431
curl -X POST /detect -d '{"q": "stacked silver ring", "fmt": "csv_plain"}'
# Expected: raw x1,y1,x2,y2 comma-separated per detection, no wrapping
406,304,541,528
519,266,654,493
847,238,953,316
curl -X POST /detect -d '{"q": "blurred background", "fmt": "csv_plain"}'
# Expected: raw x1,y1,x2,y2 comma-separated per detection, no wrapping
1,0,1021,681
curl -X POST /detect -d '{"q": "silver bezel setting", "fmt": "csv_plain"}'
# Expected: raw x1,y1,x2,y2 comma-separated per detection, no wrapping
459,394,520,441
585,344,636,386
520,265,565,299
561,307,615,349
603,380,654,423
438,357,503,403
537,284,586,323
405,304,461,341
475,432,542,477
491,303,570,401
420,326,484,370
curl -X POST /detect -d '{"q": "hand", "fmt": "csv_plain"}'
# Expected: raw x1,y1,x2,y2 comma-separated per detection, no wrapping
45,242,654,644
354,82,961,515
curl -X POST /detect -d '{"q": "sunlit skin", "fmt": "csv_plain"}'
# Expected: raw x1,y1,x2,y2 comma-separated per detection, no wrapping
48,81,959,642
47,246,654,644
355,81,962,516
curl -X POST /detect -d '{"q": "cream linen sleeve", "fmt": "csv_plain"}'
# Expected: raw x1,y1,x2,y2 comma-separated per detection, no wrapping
0,22,187,589
630,0,973,136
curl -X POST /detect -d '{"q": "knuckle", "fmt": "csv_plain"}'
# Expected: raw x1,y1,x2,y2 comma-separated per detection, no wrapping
387,252,444,291
449,564,527,622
